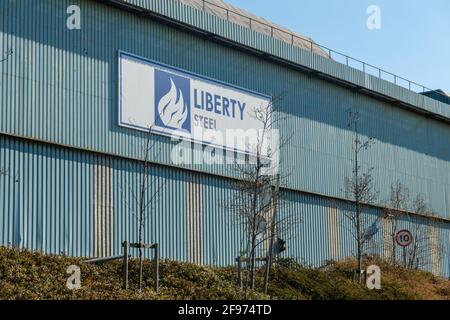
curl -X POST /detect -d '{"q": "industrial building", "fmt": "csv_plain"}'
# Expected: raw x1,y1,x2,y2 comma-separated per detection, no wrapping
1,0,449,276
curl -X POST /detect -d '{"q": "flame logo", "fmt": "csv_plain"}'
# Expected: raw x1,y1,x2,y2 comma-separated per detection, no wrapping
157,78,188,130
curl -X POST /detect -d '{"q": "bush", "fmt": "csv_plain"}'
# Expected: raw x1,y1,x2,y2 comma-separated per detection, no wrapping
1,246,449,300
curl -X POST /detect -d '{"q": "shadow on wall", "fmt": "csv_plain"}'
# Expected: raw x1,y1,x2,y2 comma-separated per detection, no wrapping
1,0,449,165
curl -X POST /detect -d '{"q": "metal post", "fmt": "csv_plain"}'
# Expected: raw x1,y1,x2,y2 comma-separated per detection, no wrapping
403,247,407,268
85,255,124,264
153,243,159,293
236,256,242,290
123,241,129,290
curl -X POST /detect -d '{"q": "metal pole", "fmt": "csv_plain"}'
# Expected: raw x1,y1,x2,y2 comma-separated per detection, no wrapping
153,243,159,293
403,247,407,268
84,254,124,264
123,241,129,290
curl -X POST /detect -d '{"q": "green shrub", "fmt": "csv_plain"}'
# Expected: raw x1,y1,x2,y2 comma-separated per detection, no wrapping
1,246,449,300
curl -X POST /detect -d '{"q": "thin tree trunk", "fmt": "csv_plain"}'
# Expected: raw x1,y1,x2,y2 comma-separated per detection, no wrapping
392,220,397,265
356,208,362,283
249,162,260,290
354,124,363,283
138,173,146,291
139,247,143,290
250,233,257,290
263,174,280,294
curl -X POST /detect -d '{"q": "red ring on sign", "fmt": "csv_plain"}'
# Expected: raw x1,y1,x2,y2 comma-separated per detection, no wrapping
396,229,412,247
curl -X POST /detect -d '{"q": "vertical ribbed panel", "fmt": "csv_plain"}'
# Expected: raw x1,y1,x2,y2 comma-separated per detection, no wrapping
93,155,113,257
201,174,245,266
438,224,450,277
382,216,394,261
0,135,94,256
1,0,449,220
1,0,450,277
277,191,330,267
187,172,203,264
429,224,441,276
1,134,450,275
327,206,340,261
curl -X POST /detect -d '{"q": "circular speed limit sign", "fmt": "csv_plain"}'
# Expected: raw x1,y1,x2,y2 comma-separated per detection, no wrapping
396,229,413,247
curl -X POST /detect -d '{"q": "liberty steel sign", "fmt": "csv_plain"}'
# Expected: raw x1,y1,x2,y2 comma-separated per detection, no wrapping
118,51,273,158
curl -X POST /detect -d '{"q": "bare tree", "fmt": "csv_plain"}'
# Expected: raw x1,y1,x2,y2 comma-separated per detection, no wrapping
406,195,442,272
0,49,12,63
344,108,378,283
225,97,295,292
384,181,410,265
121,126,166,291
382,185,442,273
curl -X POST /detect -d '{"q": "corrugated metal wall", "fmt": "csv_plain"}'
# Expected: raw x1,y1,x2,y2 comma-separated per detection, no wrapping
120,0,450,119
0,135,94,256
1,135,449,275
0,135,250,263
1,0,449,219
93,155,113,257
0,0,449,275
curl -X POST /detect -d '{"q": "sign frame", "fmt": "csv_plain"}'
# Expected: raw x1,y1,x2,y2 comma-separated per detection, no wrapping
118,50,273,158
395,229,413,248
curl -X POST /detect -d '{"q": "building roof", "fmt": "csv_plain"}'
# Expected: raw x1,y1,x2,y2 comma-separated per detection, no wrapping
421,89,450,105
179,0,330,58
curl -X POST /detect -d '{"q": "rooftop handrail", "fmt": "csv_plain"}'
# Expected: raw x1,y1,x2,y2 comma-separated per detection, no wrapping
198,0,448,101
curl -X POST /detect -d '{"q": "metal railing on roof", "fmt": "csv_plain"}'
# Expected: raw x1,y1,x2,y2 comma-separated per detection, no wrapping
197,0,447,101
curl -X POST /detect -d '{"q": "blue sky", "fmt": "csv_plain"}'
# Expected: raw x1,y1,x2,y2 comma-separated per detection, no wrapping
225,0,450,93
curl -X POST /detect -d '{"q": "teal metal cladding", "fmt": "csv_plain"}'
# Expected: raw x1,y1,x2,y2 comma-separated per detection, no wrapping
1,135,449,276
1,0,449,218
1,0,450,276
0,136,94,256
119,0,450,120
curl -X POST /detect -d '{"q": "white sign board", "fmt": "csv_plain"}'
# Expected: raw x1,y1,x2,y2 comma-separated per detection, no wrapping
119,51,273,158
